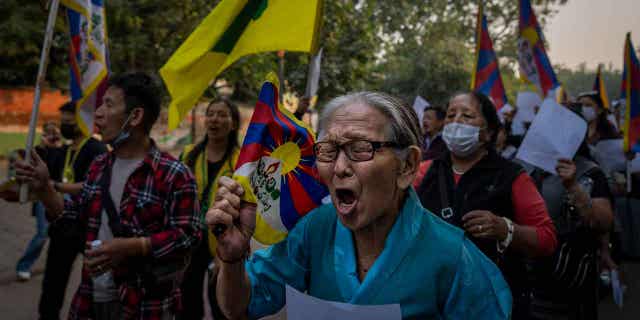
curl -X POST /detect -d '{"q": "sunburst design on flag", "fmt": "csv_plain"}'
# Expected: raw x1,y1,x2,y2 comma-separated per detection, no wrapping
233,76,328,244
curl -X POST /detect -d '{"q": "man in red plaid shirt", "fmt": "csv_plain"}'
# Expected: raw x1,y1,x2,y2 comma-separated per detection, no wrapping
16,72,201,320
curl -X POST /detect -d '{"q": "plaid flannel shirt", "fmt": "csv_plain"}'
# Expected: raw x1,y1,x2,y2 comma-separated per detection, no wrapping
62,143,201,320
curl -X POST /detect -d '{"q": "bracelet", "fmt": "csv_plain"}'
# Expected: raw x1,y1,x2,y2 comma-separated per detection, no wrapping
497,217,514,254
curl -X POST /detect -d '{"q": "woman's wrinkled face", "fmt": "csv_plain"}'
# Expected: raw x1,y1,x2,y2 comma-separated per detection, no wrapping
206,102,235,141
445,94,491,145
316,103,403,232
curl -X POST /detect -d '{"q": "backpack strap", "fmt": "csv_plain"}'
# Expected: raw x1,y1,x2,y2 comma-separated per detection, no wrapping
99,163,128,237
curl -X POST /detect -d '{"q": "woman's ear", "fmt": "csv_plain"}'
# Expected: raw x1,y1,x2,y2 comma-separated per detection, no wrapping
397,146,421,189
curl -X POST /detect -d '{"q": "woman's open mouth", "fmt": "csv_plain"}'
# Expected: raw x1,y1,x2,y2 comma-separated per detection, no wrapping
335,188,358,216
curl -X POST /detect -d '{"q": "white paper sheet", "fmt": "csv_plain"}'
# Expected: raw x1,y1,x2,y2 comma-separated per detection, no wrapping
512,91,543,135
594,139,627,173
611,269,624,308
304,48,323,99
607,113,619,130
631,154,640,173
515,98,587,174
498,103,514,123
285,285,401,320
413,95,430,130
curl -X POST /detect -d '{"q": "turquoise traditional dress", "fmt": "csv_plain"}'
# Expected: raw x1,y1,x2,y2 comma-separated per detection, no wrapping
245,189,512,319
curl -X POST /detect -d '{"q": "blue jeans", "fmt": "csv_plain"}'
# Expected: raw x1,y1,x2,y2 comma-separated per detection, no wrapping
16,202,48,272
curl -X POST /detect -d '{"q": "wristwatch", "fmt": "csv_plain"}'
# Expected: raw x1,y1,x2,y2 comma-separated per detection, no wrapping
497,217,514,254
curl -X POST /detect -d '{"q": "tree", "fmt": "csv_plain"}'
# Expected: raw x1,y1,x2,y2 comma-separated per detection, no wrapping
364,0,567,106
556,63,623,102
0,1,68,88
0,0,566,110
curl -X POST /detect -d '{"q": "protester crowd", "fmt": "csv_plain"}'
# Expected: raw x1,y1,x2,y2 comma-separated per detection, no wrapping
1,70,636,320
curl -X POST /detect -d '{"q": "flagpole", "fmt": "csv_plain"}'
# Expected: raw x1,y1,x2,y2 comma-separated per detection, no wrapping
190,108,196,144
627,159,632,194
20,0,61,203
277,50,285,103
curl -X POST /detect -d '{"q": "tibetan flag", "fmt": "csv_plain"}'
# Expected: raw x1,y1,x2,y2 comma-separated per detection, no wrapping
593,65,611,109
621,33,640,153
160,0,323,130
471,2,508,110
234,75,328,244
62,0,109,136
518,0,559,97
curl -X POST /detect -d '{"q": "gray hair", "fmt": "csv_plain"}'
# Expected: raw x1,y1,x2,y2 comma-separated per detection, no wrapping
318,91,423,150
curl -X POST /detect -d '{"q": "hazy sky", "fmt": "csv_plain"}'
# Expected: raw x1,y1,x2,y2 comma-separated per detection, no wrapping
546,0,640,71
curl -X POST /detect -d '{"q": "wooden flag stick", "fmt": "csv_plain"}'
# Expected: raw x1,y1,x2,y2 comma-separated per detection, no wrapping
627,159,632,194
277,50,285,103
19,0,61,203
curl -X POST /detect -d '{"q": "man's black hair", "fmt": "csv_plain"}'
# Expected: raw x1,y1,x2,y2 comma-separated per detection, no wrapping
424,106,446,120
107,72,162,134
59,101,75,114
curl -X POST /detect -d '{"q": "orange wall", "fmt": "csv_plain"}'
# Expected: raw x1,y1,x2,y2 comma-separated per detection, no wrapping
0,88,69,126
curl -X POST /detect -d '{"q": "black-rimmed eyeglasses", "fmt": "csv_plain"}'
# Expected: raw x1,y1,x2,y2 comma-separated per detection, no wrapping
313,140,401,162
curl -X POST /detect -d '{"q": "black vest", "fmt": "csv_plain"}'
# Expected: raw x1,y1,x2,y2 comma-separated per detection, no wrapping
417,150,527,293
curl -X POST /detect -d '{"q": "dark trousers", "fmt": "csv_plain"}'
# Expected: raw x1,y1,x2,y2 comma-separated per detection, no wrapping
176,233,211,320
38,234,80,320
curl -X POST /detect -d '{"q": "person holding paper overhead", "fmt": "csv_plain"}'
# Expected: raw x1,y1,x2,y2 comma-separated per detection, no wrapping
207,92,512,319
528,113,614,319
414,91,557,319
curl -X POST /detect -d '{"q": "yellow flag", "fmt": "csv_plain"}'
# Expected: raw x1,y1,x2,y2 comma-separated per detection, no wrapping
160,0,323,130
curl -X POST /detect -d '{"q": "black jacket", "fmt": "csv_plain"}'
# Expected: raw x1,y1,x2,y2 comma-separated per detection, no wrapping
416,150,528,294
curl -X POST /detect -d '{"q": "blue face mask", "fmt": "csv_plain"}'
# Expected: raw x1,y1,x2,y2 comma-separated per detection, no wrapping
109,112,135,149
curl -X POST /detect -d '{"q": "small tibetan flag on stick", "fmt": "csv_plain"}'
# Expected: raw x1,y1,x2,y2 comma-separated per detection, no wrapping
232,74,329,244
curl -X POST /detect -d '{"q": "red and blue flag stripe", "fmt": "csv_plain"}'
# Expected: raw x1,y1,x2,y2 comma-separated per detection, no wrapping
471,3,508,110
621,33,640,153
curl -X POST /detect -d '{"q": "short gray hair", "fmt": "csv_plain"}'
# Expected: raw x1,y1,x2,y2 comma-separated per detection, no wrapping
318,91,423,150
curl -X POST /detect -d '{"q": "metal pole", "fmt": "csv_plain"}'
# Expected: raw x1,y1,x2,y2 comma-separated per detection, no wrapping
277,50,285,103
627,159,632,194
190,108,196,144
19,0,61,203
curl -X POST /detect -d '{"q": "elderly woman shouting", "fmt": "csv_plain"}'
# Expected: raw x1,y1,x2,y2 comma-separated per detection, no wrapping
207,92,512,319
414,92,558,319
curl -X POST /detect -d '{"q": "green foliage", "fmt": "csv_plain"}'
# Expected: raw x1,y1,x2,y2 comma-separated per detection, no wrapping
556,63,623,102
363,0,566,106
0,1,68,87
106,0,218,73
0,132,40,157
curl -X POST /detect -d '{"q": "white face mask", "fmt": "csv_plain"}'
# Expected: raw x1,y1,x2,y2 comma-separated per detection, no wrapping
442,122,482,158
582,106,597,122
